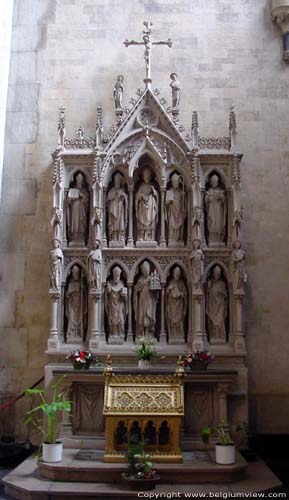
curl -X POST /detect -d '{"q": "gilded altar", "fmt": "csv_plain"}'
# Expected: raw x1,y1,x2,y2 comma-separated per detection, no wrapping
103,368,184,463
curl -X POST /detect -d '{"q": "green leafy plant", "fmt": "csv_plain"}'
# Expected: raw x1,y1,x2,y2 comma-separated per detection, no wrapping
201,421,232,447
125,436,155,479
133,337,157,361
25,375,71,444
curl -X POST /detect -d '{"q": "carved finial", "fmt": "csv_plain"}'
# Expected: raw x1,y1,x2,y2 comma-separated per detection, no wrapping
96,106,103,148
229,106,237,149
191,111,199,148
58,106,65,147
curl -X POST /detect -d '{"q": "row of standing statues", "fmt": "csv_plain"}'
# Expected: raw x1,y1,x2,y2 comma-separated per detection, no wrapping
64,168,228,247
49,242,246,344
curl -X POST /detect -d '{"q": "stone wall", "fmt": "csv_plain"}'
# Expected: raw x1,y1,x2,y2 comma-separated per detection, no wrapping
0,0,288,439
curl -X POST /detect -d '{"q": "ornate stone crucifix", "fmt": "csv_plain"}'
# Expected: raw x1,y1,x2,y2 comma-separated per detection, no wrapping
124,21,173,89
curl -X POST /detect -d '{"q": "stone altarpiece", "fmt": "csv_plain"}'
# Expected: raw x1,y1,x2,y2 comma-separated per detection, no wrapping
46,22,248,448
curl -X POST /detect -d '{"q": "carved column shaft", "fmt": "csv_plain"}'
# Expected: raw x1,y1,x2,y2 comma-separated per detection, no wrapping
127,284,133,342
127,187,134,247
102,188,107,247
48,294,60,351
160,285,166,343
160,188,166,247
89,293,100,350
217,383,229,429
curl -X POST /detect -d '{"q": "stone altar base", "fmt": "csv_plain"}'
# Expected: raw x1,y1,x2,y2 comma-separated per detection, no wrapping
2,451,282,500
39,449,247,484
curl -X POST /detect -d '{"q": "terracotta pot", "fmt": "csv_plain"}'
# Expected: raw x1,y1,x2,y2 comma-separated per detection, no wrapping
215,443,236,465
42,442,63,463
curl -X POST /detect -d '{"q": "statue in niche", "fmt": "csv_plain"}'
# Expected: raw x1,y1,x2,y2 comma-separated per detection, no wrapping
165,173,186,244
107,172,128,244
51,209,62,242
67,172,89,246
113,75,124,109
49,239,63,292
135,167,159,241
105,266,128,339
65,265,87,341
204,174,227,245
233,241,246,292
190,239,204,291
133,260,160,337
206,265,228,343
170,73,181,109
166,266,187,341
88,240,102,291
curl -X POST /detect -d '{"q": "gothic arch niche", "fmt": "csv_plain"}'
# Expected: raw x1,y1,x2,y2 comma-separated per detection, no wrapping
204,170,228,247
104,264,128,343
165,170,187,246
133,259,161,340
63,263,88,343
165,264,188,344
205,262,229,344
133,154,160,246
66,170,90,247
106,170,128,247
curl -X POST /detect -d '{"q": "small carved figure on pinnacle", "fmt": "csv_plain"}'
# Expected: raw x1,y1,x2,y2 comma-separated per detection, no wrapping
170,73,181,109
114,75,124,110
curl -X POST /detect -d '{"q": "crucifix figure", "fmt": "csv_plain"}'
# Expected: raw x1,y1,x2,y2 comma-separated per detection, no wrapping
124,21,173,88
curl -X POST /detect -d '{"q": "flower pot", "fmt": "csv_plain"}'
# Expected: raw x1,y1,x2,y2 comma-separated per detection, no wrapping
215,443,236,465
73,361,83,370
42,442,63,463
84,361,91,370
189,361,208,371
122,473,160,490
138,359,151,369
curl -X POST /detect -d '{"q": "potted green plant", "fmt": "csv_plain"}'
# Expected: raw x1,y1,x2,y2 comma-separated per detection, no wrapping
133,336,157,369
122,436,159,490
201,421,236,465
25,375,71,463
236,421,258,461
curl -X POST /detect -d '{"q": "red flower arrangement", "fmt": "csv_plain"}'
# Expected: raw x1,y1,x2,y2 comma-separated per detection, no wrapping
184,351,214,370
66,350,99,370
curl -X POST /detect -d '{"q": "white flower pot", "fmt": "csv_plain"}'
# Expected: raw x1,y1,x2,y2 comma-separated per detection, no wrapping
42,442,63,463
138,359,151,369
215,443,236,465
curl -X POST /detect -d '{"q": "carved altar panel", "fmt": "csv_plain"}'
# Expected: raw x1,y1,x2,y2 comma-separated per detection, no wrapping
73,383,104,435
184,385,213,435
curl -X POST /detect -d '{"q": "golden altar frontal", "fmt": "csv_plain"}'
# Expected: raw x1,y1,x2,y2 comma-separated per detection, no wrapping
103,369,184,463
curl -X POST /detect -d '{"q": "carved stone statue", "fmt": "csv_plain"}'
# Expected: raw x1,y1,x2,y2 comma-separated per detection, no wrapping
49,239,63,292
88,240,102,291
65,265,87,341
133,260,160,337
206,265,228,343
135,167,159,242
113,75,124,109
51,209,62,242
105,266,128,339
170,73,181,109
233,241,246,292
204,174,227,245
166,267,187,342
165,173,185,244
107,172,128,244
67,173,89,246
190,239,204,291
